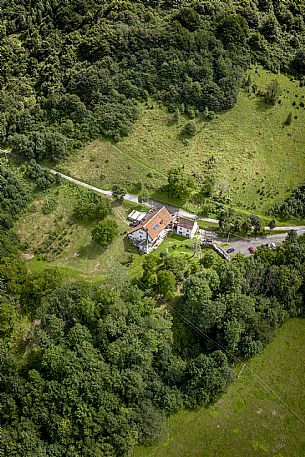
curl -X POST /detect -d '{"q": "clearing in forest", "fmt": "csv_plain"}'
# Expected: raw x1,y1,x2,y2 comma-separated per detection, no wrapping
14,183,139,280
62,66,305,215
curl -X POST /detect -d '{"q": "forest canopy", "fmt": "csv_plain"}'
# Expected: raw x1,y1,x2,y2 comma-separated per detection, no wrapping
1,226,305,455
0,0,305,160
1,1,305,455
0,231,232,456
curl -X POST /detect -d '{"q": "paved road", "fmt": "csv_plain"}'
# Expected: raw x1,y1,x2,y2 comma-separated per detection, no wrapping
3,154,305,254
49,169,305,232
226,232,305,256
2,149,305,231
2,150,302,231
200,230,305,256
47,168,219,223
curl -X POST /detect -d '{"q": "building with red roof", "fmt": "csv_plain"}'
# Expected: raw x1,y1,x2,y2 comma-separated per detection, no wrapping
128,207,172,253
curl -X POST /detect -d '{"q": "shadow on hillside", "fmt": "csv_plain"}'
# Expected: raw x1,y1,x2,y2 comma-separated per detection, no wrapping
78,241,106,259
123,236,139,254
255,97,272,113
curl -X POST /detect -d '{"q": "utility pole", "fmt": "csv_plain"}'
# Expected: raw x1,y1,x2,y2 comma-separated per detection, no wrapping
146,229,149,254
237,364,246,378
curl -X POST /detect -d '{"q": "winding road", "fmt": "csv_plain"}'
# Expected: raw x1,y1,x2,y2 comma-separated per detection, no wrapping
2,146,304,255
47,168,219,223
46,168,305,255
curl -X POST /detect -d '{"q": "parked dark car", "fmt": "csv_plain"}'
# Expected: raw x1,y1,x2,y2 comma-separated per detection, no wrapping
226,247,235,253
205,238,213,243
130,220,140,227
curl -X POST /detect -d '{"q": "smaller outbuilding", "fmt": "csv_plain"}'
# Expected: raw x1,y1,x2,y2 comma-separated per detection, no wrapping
128,210,147,224
175,216,198,238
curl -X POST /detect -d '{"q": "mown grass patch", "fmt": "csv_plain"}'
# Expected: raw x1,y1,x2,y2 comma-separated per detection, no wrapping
14,183,139,280
60,139,165,194
133,318,305,457
197,219,219,229
62,66,305,218
14,182,207,281
154,234,197,258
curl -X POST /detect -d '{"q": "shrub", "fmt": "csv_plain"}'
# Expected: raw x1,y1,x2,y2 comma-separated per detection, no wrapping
91,219,118,246
74,191,111,222
284,112,292,126
182,120,198,137
263,79,281,105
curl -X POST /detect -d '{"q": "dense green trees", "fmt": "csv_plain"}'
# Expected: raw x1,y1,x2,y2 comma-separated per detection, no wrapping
0,231,232,456
0,160,29,229
73,189,111,222
139,229,305,362
25,160,62,190
112,185,127,204
91,219,118,246
174,233,305,359
167,167,196,200
1,1,304,162
2,223,305,455
217,208,264,237
271,182,305,219
157,269,176,299
2,1,305,454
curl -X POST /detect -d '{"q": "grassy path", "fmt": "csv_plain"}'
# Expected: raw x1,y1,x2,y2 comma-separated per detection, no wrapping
111,143,167,177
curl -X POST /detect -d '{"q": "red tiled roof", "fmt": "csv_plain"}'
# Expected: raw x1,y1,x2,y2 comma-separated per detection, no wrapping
128,207,172,240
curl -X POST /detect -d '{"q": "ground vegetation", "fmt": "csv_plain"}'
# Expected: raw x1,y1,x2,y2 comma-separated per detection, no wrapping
1,1,304,163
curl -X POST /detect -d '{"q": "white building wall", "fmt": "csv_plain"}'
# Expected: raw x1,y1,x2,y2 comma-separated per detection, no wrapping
129,228,151,243
190,221,198,238
176,226,191,237
176,221,198,238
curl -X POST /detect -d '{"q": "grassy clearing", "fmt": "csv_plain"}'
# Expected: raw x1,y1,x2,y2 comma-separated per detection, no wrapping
127,234,204,279
62,66,305,217
14,183,139,280
197,219,219,229
14,182,207,282
59,139,165,194
134,318,305,457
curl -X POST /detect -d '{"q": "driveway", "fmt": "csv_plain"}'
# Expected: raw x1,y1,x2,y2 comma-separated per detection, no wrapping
209,230,305,256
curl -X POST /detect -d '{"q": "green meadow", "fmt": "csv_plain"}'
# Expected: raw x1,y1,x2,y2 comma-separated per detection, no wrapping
62,66,305,216
134,318,305,457
14,183,135,280
15,183,205,281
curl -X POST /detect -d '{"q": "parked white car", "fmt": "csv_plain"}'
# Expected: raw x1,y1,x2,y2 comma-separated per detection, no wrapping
268,242,276,250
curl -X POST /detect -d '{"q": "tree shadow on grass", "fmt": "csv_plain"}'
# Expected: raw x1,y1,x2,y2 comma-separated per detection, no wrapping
123,236,139,254
150,185,185,209
255,97,272,113
78,240,106,259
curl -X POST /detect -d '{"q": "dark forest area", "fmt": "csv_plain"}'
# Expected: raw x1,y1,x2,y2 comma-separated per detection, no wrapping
1,1,305,455
1,217,305,456
1,158,305,456
1,0,304,161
